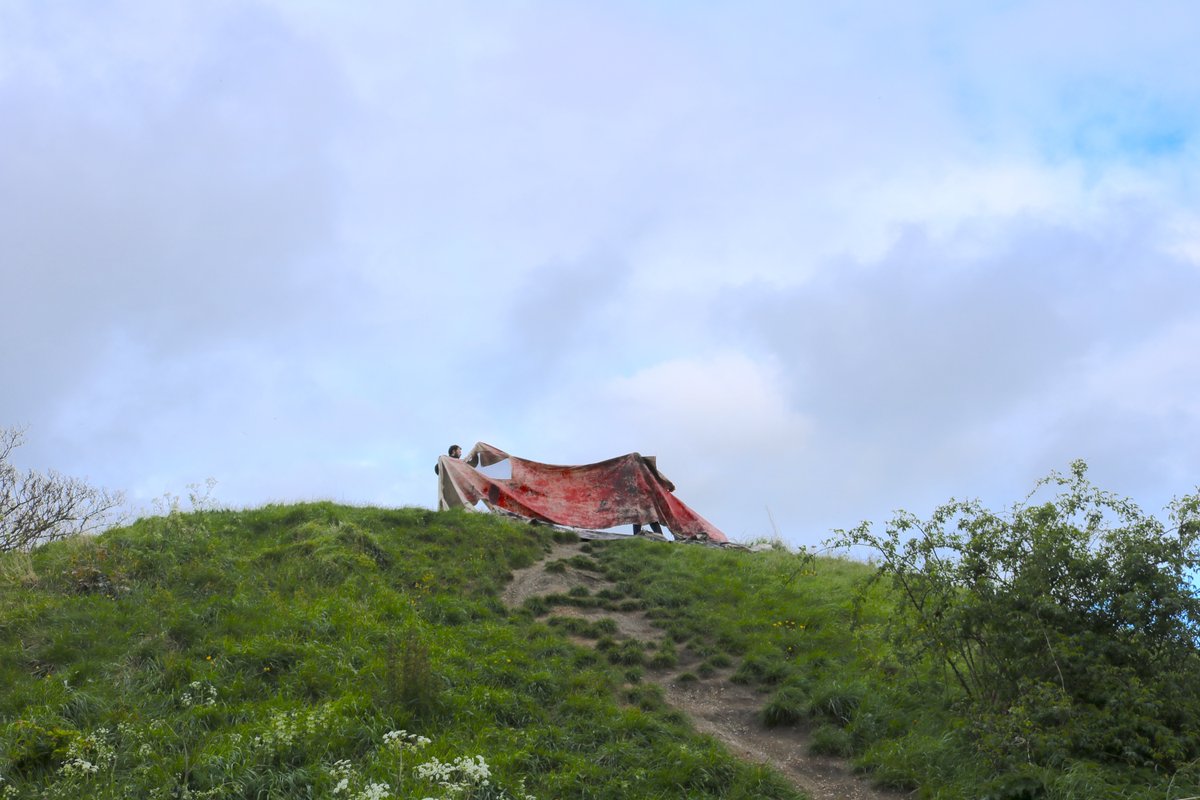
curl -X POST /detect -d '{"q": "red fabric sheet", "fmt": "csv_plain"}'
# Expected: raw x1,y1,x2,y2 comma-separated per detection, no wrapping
437,443,727,543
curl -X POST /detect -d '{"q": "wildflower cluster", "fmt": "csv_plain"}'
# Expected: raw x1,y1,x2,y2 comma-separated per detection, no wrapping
329,759,390,799
180,680,218,708
329,759,355,794
324,731,536,800
58,728,115,780
254,705,333,752
383,729,432,753
414,754,492,794
772,619,805,631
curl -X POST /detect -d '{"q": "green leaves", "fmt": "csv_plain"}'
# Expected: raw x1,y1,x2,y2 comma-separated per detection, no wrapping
833,462,1200,772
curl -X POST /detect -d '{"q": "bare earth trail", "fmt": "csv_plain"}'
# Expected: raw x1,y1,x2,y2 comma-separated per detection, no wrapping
502,539,905,800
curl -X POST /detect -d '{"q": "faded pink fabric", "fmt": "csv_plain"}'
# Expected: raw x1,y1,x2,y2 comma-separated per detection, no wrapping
436,443,727,543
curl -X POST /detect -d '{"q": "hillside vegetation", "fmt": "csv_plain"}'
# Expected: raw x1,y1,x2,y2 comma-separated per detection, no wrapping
0,504,799,799
1,476,1199,799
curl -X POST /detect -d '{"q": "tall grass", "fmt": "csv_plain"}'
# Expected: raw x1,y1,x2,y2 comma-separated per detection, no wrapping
0,504,801,799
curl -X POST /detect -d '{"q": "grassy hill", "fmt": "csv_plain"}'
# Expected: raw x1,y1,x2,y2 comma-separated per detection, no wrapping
1,501,1198,798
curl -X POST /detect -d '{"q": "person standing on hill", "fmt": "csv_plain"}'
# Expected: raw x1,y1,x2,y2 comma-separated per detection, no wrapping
434,444,463,475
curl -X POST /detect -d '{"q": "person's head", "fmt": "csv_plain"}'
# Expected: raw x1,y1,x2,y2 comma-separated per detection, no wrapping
448,444,462,459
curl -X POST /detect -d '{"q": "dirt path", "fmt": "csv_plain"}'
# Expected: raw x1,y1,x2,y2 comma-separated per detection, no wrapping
503,539,904,800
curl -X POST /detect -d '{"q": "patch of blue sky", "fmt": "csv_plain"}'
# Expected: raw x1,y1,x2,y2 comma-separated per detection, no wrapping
1042,82,1194,167
1069,114,1189,161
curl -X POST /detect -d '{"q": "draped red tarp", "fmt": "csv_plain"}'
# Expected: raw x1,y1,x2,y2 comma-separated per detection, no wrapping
436,443,728,543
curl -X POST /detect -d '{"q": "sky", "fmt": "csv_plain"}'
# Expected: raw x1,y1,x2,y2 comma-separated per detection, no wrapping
2,0,1199,549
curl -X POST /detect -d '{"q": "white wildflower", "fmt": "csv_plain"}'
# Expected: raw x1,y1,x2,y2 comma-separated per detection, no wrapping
415,756,453,783
181,680,217,708
415,754,492,793
355,782,391,800
59,757,99,778
58,728,115,779
454,755,490,785
256,705,333,752
383,729,431,753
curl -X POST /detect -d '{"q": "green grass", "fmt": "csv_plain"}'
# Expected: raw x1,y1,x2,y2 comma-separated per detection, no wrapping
587,536,1200,800
5,503,1199,799
0,505,802,799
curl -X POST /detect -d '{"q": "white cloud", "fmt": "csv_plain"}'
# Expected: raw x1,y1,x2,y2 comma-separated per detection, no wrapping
1164,212,1200,266
3,1,1200,549
604,351,812,454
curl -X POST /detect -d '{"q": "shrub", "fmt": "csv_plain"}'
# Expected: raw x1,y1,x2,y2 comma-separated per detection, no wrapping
1,427,124,553
833,461,1200,772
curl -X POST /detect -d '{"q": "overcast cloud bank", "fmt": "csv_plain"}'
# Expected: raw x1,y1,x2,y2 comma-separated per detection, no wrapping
2,1,1198,546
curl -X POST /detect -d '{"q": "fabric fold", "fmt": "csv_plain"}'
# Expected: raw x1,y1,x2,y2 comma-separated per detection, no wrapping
436,443,727,543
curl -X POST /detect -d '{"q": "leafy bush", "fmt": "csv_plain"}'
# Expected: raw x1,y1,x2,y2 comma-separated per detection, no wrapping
833,461,1200,772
